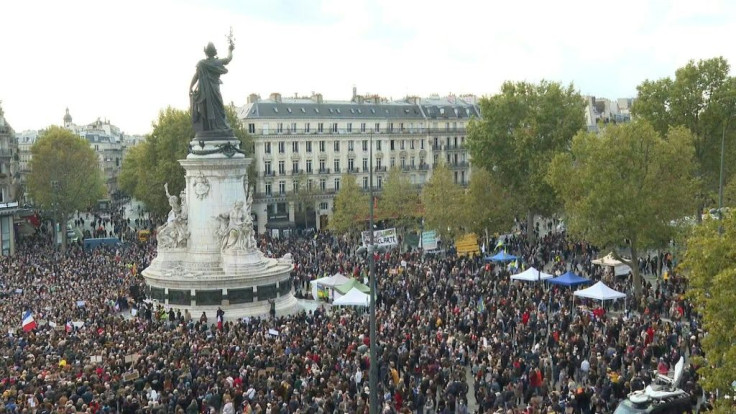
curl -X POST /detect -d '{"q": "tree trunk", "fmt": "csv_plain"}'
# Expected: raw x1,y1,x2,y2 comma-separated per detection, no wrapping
60,214,68,252
613,243,642,301
526,210,535,243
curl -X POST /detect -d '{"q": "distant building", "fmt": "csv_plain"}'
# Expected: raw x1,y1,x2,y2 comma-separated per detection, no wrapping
0,102,19,255
584,96,634,132
20,109,128,198
239,90,478,235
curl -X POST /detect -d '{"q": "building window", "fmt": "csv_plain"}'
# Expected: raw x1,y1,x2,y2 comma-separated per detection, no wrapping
265,142,271,154
361,123,366,133
362,140,368,151
319,201,328,210
400,157,406,168
420,139,424,150
306,160,313,173
293,180,299,192
319,160,326,172
319,178,326,191
332,123,338,133
376,158,382,169
278,161,285,175
292,142,298,152
291,122,297,133
363,176,368,189
265,183,272,196
319,141,325,152
374,123,380,132
279,180,286,195
307,180,313,191
376,140,382,151
334,159,340,172
390,157,395,168
264,161,272,174
400,122,404,131
410,140,414,150
292,161,299,174
306,141,312,153
390,140,395,151
318,123,324,133
389,122,394,132
377,176,383,188
348,158,354,171
461,171,465,184
445,122,450,132
334,141,340,151
277,123,284,133
400,140,405,150
411,157,415,167
347,123,352,133
334,178,341,191
278,141,285,153
305,123,310,133
248,123,255,133
362,158,368,171
348,140,354,151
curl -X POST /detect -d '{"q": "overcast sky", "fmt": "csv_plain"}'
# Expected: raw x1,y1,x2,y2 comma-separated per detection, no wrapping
2,0,734,134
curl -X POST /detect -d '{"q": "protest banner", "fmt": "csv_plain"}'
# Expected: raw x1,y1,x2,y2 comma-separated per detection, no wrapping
361,228,398,248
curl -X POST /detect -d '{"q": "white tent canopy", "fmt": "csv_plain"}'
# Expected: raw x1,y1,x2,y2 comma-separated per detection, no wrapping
591,253,622,266
511,267,554,282
332,288,370,307
573,281,626,301
310,273,354,300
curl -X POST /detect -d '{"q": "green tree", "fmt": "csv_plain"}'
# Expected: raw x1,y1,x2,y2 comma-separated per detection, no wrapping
463,167,514,240
330,173,368,235
119,106,253,218
632,57,736,216
28,126,105,250
682,215,736,413
467,80,586,240
421,163,463,241
287,172,318,228
547,121,697,299
380,167,421,230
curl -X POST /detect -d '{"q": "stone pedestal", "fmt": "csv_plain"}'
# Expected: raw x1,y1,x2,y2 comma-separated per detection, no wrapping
142,131,297,319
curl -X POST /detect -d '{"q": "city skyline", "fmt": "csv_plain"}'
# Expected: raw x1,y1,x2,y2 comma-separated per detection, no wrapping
2,0,735,134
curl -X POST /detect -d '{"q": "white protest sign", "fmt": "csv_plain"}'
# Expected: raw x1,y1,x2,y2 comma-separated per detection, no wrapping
361,228,398,248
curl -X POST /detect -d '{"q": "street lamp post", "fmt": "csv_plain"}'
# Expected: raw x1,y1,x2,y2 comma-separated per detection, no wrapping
368,131,378,414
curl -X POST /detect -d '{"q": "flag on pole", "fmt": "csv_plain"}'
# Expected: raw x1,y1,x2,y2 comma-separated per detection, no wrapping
217,314,223,330
477,297,485,313
22,311,36,332
495,239,505,250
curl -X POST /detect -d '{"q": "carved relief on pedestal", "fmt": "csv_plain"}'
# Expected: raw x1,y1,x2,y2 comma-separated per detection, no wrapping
193,173,210,200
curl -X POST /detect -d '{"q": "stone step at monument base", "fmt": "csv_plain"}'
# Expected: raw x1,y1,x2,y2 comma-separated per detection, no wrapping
149,293,300,321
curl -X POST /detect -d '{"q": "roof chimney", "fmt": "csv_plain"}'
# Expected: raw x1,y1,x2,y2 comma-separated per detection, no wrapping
352,86,357,102
312,93,323,104
269,93,282,103
247,94,260,104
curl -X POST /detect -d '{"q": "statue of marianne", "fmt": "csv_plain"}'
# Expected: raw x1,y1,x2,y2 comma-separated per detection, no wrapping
189,38,234,132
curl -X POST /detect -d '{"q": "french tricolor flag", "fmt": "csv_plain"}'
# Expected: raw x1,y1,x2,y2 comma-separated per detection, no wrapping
65,321,73,333
21,311,36,332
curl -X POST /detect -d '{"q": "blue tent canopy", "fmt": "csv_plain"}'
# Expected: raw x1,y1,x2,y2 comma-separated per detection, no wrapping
485,251,518,262
546,271,592,287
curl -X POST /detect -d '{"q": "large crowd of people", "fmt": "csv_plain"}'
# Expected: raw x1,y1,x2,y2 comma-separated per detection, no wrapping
0,212,716,413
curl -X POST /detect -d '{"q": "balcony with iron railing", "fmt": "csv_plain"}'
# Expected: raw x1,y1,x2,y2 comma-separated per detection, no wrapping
252,127,467,136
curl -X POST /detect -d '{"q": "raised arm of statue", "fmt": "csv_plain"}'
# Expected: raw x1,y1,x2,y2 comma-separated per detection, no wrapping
164,183,172,199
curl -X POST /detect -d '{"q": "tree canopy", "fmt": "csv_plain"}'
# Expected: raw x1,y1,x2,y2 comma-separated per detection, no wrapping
421,163,463,241
548,121,697,298
682,215,736,412
329,174,368,235
28,126,105,248
379,167,420,228
463,167,515,238
119,106,252,218
632,57,736,205
467,80,585,238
